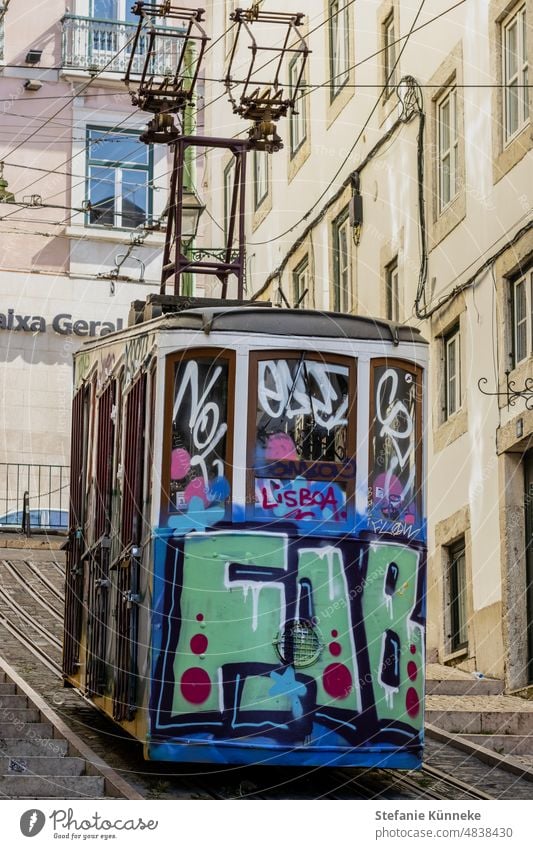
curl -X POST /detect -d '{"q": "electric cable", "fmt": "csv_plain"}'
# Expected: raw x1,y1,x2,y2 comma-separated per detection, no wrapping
247,0,429,248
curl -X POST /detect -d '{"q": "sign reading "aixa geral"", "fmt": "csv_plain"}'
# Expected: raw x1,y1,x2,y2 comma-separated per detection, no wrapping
0,309,124,337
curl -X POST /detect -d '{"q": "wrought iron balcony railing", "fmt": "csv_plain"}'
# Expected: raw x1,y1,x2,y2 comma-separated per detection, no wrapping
61,14,184,77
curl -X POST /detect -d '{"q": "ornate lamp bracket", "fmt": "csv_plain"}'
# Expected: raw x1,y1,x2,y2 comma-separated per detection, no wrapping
478,370,533,410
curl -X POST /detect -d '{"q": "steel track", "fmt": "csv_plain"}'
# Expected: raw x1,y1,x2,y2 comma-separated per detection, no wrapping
24,558,65,602
0,557,504,801
2,559,63,621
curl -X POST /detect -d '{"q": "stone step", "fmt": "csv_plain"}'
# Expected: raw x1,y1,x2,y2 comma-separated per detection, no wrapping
0,738,69,757
0,774,105,798
460,734,533,755
426,678,504,696
0,755,86,776
0,722,53,738
426,710,533,735
0,683,17,695
0,694,29,709
0,708,40,724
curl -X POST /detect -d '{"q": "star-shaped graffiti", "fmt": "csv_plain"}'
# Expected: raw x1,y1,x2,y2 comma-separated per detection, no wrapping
269,667,307,719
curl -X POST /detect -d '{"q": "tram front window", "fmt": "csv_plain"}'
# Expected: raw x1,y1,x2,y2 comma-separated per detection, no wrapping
168,355,230,516
250,353,355,526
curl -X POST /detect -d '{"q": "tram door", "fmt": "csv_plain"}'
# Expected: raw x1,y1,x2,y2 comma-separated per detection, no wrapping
525,450,533,683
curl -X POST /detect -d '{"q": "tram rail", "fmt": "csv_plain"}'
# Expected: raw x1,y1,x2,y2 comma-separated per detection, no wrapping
0,557,517,800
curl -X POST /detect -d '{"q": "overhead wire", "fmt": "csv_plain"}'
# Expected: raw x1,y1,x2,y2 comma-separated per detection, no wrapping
0,17,238,220
0,0,492,241
248,0,430,248
294,0,468,104
0,0,488,206
0,22,146,164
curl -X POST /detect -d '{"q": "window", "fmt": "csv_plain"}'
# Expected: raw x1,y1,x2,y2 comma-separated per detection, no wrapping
369,360,423,532
225,0,238,56
512,270,533,365
448,538,468,651
253,150,268,210
437,86,458,211
332,208,351,312
293,256,310,307
168,355,231,516
223,158,235,241
86,128,152,229
0,5,5,64
91,0,137,21
89,1,138,58
444,326,461,419
289,56,307,156
248,351,355,526
503,3,529,141
386,259,400,322
383,12,397,98
329,0,350,100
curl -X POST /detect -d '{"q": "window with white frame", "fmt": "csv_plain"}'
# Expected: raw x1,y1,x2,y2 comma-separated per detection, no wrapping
383,12,397,98
444,325,461,419
91,0,136,19
437,85,458,211
289,56,307,156
253,150,268,209
503,3,529,142
79,1,145,73
293,256,310,307
86,128,152,229
386,258,400,322
332,208,351,312
329,0,350,100
447,536,468,652
512,270,533,366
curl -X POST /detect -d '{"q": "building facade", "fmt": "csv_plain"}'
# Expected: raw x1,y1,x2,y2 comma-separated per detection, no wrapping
0,0,184,513
1,0,532,688
201,0,533,687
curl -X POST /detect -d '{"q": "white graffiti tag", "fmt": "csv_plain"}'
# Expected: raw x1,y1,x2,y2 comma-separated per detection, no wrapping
375,368,416,507
258,360,348,432
173,360,227,483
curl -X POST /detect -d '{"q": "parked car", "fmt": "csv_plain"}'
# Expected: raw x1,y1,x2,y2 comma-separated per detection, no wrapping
0,509,68,530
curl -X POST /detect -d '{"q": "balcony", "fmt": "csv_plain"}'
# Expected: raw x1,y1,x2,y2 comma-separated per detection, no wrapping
61,14,183,79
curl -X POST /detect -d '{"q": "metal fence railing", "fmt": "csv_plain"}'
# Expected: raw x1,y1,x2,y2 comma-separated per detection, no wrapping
61,14,183,76
0,463,70,534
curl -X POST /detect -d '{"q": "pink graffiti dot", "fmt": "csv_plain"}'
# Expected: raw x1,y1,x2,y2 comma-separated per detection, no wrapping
184,477,208,506
322,663,352,699
190,634,208,655
407,661,418,681
406,687,420,718
171,447,191,480
329,642,342,657
331,629,338,638
180,668,211,704
196,613,204,622
410,644,416,654
265,432,298,461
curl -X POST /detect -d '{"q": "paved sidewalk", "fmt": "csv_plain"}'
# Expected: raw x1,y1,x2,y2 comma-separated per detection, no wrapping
0,532,65,552
426,662,480,680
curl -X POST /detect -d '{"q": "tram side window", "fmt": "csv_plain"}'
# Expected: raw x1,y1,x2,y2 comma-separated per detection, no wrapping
369,361,422,533
169,356,230,514
250,353,355,526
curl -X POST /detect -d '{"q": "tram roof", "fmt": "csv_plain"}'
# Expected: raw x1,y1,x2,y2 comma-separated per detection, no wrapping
157,306,427,344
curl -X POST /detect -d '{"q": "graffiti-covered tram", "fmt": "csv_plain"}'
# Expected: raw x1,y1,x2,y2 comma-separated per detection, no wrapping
63,304,427,768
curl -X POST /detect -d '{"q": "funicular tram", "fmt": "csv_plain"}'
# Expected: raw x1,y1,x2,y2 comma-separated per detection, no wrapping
63,297,427,768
